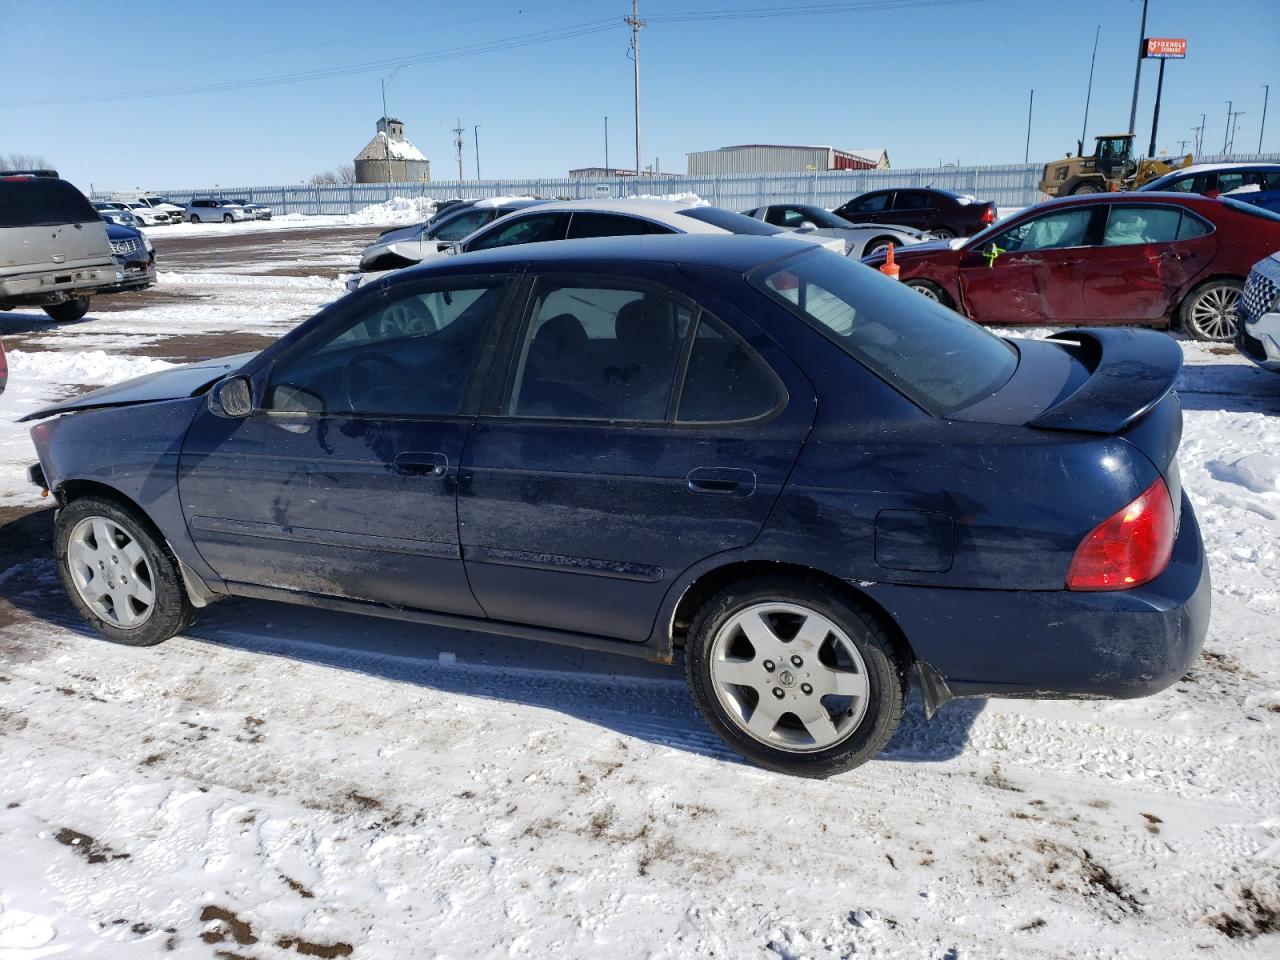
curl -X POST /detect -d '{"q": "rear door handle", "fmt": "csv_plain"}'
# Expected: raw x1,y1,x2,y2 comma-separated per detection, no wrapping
395,451,448,477
687,467,756,497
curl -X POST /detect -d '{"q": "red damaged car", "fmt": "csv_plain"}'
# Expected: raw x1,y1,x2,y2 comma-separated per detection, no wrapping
862,193,1280,340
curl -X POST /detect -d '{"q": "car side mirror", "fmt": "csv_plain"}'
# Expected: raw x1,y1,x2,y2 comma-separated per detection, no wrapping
798,220,818,231
445,242,461,256
208,375,253,419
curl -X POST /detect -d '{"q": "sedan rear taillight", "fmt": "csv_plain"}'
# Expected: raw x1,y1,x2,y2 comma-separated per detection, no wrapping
982,204,996,224
1066,477,1175,591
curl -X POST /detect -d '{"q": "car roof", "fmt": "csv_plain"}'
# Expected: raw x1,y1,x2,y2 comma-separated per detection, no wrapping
401,233,817,275
484,198,732,234
1149,161,1280,178
1016,191,1231,214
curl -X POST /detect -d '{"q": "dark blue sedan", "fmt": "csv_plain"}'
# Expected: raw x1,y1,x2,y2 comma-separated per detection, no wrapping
23,235,1210,776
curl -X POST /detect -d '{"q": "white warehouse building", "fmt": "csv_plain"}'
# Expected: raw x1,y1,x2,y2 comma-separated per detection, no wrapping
687,144,889,176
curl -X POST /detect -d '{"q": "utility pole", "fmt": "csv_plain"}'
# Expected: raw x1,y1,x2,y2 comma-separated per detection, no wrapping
604,116,610,177
453,118,465,182
380,66,404,184
625,0,646,183
1127,0,1149,136
474,125,482,180
1194,113,1206,155
1080,24,1101,155
1176,139,1189,154
1228,110,1245,154
1223,100,1232,154
1025,89,1034,163
1261,85,1270,154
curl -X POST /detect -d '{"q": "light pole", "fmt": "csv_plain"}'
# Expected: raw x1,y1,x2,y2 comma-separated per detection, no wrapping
1224,100,1233,154
1261,85,1270,154
474,125,482,181
1024,89,1034,163
604,116,610,177
381,66,405,184
1127,0,1149,136
625,0,646,183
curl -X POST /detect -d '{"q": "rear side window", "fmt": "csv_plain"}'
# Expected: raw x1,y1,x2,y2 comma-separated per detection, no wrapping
505,281,693,421
677,319,778,422
566,212,662,239
1102,205,1184,245
894,192,932,210
750,249,1017,416
0,178,98,227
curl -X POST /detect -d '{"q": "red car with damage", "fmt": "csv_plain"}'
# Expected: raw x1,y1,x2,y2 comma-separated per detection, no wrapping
862,193,1280,341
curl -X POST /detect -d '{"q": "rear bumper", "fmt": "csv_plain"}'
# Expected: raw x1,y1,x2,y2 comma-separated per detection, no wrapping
0,264,120,306
862,492,1210,703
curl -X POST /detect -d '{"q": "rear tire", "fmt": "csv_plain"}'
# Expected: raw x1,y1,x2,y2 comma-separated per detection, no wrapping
684,575,907,778
1180,278,1243,341
43,297,89,323
55,496,195,647
904,279,954,308
190,215,201,224
930,227,957,240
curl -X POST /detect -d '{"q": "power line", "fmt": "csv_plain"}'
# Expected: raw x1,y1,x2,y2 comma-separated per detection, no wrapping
0,19,619,108
15,0,601,81
647,0,988,23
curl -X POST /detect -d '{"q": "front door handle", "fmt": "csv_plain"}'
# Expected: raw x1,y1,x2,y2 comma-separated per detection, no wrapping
687,467,756,497
395,451,448,477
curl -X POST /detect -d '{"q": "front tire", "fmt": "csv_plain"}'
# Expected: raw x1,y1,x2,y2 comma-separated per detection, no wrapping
222,214,233,223
190,214,201,223
1070,181,1103,195
55,496,195,647
1180,279,1242,341
43,297,89,323
930,227,957,240
684,576,907,777
904,279,954,308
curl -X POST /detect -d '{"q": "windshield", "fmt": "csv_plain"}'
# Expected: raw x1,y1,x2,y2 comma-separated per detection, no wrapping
750,249,1017,415
802,207,855,228
678,206,783,235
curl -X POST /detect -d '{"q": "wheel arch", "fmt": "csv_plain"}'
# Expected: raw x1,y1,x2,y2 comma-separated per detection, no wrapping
55,478,217,607
665,558,916,667
1175,273,1245,331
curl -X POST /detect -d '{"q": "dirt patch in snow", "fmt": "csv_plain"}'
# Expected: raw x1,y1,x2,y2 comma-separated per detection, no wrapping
1209,886,1279,940
53,827,130,864
0,505,59,630
127,330,278,363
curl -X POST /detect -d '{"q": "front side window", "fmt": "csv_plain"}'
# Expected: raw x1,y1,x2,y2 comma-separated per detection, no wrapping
505,282,693,421
751,249,1016,416
853,192,890,213
267,280,504,417
431,209,492,242
467,213,562,251
993,208,1094,252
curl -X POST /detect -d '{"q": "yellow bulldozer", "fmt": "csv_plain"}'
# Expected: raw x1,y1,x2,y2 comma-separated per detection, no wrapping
1039,134,1194,197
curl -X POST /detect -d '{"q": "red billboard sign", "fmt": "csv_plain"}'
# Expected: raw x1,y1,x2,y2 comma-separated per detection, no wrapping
1144,37,1187,59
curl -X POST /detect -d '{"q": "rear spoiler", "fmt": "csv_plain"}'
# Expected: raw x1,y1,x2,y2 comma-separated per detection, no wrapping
1028,328,1183,435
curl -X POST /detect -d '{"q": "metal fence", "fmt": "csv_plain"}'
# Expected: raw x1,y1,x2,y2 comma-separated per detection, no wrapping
112,153,1280,216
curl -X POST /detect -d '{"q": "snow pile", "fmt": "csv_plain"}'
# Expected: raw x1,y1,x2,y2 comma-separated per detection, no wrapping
346,196,437,226
6,349,173,387
630,192,707,206
1209,453,1280,494
367,130,428,162
158,271,344,291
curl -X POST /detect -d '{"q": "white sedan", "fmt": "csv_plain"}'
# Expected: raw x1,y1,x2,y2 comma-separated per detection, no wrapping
347,199,848,291
120,201,173,226
741,203,928,258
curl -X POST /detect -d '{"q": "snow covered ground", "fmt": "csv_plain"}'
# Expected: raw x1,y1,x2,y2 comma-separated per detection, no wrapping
0,229,1277,958
142,196,439,242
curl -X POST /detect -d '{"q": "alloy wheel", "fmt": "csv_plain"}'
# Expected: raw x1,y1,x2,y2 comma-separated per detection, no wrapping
65,516,157,629
709,602,870,753
1188,285,1241,341
907,282,942,302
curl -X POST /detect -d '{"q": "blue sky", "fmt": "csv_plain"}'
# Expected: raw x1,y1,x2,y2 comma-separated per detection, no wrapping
1,0,1275,193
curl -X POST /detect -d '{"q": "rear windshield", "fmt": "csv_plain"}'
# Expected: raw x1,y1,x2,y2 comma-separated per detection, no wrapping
1222,197,1280,223
750,250,1017,415
0,178,98,227
677,206,783,236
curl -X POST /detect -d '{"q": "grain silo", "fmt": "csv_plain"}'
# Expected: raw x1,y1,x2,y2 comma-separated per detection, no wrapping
355,117,430,183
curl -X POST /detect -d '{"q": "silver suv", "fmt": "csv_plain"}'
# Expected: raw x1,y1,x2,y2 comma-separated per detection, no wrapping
0,175,118,322
1236,252,1280,373
185,198,249,223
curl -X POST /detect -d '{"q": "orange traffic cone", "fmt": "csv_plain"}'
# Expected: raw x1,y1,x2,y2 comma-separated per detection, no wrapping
879,242,900,280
